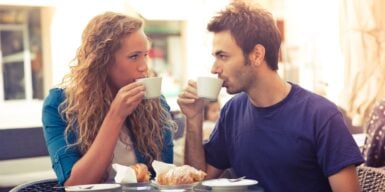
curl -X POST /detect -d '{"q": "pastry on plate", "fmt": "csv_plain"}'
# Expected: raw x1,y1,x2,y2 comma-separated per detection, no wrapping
156,165,206,185
130,163,150,182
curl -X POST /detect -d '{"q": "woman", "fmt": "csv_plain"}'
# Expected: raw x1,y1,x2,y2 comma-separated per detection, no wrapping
362,98,385,167
42,12,175,186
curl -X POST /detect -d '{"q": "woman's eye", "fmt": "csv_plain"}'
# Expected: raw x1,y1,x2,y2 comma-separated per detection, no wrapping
129,54,139,60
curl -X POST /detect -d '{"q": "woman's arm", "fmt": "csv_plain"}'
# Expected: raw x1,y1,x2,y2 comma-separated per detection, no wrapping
42,88,80,185
43,83,145,185
42,88,126,185
63,83,145,185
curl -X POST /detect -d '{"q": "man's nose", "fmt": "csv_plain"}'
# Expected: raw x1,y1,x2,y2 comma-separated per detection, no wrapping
211,62,220,74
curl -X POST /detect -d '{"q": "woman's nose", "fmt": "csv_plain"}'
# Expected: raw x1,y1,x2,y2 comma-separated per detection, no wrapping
138,60,148,72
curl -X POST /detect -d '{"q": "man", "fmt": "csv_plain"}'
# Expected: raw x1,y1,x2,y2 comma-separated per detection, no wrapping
177,0,364,191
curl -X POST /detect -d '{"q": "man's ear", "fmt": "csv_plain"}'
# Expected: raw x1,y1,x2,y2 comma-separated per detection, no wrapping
249,44,265,66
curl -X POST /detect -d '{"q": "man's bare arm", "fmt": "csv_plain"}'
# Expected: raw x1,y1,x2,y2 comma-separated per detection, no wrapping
328,165,361,192
184,113,206,170
184,113,224,179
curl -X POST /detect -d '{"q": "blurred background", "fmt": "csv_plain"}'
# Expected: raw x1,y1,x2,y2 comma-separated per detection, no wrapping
0,0,384,190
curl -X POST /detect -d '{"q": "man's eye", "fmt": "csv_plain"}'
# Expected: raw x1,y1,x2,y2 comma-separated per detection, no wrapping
219,54,227,59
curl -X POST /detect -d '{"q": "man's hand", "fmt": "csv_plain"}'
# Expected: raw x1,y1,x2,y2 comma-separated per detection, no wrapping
177,80,206,119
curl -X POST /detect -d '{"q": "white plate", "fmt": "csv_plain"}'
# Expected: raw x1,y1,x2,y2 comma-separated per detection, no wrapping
65,183,121,192
120,182,152,191
151,180,199,190
202,178,258,191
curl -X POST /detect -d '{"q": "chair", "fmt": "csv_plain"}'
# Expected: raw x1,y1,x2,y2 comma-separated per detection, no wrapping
9,178,63,192
0,127,55,189
357,165,385,192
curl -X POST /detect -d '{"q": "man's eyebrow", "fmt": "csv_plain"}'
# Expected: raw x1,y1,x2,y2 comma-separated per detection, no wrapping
212,50,226,56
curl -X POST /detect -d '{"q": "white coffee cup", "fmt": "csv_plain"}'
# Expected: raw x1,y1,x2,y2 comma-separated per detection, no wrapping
197,76,223,101
136,77,162,99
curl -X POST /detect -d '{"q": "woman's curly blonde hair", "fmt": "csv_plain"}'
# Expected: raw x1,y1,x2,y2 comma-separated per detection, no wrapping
59,12,175,165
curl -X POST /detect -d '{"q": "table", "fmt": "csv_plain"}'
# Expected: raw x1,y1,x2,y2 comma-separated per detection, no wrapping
121,183,264,191
192,183,264,192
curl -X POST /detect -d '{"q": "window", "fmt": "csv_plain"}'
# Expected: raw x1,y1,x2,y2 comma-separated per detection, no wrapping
145,20,184,97
0,7,43,101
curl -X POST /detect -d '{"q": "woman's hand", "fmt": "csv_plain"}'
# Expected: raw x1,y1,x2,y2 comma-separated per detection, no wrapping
110,82,145,120
177,80,206,120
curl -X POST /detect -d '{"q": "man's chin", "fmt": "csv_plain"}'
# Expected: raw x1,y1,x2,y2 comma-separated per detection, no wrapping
226,88,240,95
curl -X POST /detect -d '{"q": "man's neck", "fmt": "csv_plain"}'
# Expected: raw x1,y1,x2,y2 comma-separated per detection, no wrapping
247,74,291,107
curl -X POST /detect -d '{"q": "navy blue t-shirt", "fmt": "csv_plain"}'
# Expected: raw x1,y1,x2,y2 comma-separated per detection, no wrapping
204,83,364,192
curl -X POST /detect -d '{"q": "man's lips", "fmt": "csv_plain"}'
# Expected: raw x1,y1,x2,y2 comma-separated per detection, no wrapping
221,80,228,88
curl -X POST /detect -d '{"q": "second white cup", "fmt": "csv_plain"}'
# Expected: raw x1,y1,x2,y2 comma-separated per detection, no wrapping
136,77,162,99
197,76,223,101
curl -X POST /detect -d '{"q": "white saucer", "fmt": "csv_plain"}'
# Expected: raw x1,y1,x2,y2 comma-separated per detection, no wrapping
151,180,199,190
120,182,152,191
65,183,121,192
202,178,258,191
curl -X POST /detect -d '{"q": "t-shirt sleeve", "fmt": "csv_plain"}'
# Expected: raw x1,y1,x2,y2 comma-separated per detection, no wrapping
204,109,231,170
316,112,364,176
42,88,80,185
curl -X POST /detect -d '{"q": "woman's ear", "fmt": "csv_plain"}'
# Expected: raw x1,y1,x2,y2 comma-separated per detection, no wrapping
249,44,265,66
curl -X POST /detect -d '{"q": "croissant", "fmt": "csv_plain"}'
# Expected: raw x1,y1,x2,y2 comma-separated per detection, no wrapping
156,165,206,185
130,163,150,182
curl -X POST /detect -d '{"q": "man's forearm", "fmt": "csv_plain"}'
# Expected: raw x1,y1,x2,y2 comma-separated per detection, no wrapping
184,113,207,171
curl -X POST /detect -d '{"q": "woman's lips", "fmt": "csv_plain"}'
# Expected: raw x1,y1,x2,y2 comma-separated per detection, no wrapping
135,76,147,81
